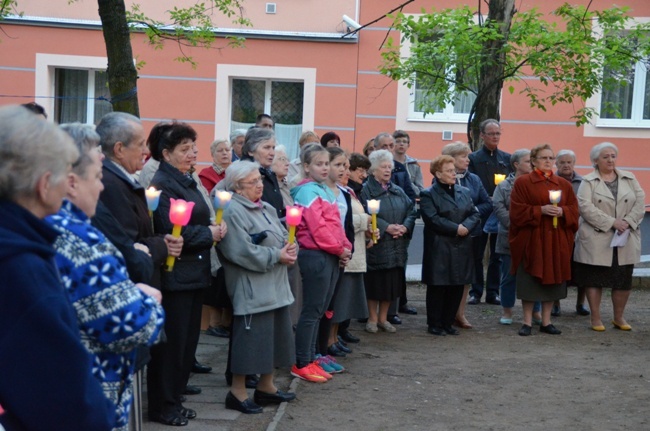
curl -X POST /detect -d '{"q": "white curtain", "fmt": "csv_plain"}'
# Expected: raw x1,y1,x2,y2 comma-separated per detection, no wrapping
230,121,302,160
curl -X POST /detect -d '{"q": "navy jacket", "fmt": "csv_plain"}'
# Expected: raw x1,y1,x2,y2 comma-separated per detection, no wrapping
468,146,512,196
392,160,417,203
0,200,113,431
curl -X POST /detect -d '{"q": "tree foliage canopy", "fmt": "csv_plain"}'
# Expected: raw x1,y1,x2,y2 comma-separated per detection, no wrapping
380,2,650,142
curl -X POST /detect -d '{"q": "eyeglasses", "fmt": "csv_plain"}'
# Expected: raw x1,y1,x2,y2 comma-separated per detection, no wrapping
483,132,502,137
240,178,263,187
275,156,289,162
536,156,556,161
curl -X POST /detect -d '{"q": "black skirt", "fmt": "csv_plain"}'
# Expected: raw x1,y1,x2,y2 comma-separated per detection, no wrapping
573,250,633,290
364,267,404,301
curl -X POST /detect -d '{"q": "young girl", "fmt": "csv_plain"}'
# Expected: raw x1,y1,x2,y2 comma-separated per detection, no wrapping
290,144,352,383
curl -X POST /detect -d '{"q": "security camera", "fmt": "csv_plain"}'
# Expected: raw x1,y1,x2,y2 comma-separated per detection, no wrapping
342,14,361,30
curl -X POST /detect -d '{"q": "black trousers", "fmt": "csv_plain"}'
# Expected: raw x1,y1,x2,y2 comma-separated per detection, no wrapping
147,289,204,416
426,284,464,329
470,232,501,300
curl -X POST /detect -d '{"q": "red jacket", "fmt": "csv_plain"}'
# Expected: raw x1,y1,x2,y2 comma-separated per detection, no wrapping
199,165,226,193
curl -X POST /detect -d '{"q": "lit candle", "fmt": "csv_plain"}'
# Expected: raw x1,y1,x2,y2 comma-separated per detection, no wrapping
145,187,162,218
367,199,381,244
166,198,195,271
549,190,562,229
213,191,233,224
494,174,506,185
285,206,304,244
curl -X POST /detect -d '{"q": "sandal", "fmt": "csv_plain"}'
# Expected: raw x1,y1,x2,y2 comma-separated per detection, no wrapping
150,411,188,426
179,407,197,419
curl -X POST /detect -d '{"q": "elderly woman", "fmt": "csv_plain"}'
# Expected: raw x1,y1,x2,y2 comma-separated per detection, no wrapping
509,144,579,336
217,161,297,413
493,149,541,325
0,106,114,431
240,128,285,220
199,138,232,193
148,122,227,426
421,155,480,336
573,142,645,331
46,123,165,431
361,150,416,333
441,142,493,329
230,129,247,161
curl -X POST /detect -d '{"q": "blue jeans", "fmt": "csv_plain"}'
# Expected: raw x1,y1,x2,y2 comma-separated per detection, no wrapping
500,254,540,312
295,249,339,367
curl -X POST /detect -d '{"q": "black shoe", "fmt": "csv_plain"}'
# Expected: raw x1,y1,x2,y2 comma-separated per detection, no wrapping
486,296,501,306
539,324,562,335
336,341,352,354
399,305,418,315
180,395,186,403
427,326,446,336
205,325,230,338
576,304,590,316
518,324,532,336
387,315,402,325
253,389,296,406
183,385,201,395
178,407,196,420
468,296,480,305
551,304,561,317
225,392,263,414
338,331,360,344
443,326,460,336
192,361,212,374
327,343,347,357
150,411,189,426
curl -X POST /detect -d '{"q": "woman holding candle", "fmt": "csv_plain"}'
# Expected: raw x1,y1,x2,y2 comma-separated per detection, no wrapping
148,122,227,425
216,160,297,413
509,144,579,336
361,150,416,334
441,142,493,329
290,144,352,382
573,142,645,331
421,155,480,336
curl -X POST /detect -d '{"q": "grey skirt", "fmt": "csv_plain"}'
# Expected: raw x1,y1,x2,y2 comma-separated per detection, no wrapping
516,263,567,302
231,306,295,375
332,273,369,322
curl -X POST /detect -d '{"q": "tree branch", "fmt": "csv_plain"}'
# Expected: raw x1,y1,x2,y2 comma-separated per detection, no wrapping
341,0,415,38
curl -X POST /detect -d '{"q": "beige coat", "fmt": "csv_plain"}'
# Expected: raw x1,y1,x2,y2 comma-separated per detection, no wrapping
574,168,645,266
345,195,369,273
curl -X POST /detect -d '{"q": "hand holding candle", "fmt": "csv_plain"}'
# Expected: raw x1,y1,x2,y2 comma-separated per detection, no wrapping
367,199,381,244
494,174,506,185
145,187,162,218
549,190,562,229
166,198,195,271
213,191,233,224
285,206,304,244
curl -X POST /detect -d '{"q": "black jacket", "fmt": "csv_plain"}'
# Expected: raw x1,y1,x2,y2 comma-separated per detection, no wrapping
150,161,213,291
392,160,417,203
420,183,480,286
241,156,286,221
97,159,168,286
468,146,512,196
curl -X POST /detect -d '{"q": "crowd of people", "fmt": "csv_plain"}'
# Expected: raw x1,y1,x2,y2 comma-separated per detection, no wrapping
0,104,645,430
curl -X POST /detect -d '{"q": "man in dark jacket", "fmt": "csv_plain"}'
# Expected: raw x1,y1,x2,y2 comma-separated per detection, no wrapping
468,119,513,305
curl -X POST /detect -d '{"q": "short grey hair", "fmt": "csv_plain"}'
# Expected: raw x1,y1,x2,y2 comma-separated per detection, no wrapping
590,142,618,167
210,138,231,157
96,112,142,156
230,128,247,143
369,149,394,173
60,123,101,177
274,144,287,155
442,142,471,158
0,105,78,201
221,160,261,192
556,149,576,162
242,128,275,160
479,118,500,133
373,132,393,149
510,148,531,169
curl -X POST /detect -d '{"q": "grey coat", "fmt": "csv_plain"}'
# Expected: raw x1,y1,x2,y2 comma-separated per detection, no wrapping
420,183,480,286
361,176,416,271
217,193,294,316
492,173,515,255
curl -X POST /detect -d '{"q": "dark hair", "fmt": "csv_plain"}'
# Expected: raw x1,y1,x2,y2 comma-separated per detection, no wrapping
21,102,47,118
326,146,346,161
146,122,172,160
349,153,371,171
155,122,197,160
320,131,341,147
479,118,500,133
256,113,274,125
393,130,410,142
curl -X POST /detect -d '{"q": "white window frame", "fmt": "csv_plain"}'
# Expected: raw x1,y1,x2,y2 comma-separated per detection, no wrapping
35,54,109,124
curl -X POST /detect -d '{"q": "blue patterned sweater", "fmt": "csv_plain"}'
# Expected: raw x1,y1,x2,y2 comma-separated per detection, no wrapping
46,200,165,431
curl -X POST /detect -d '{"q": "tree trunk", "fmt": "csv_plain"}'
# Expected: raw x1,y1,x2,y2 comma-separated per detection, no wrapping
97,0,139,116
469,0,515,148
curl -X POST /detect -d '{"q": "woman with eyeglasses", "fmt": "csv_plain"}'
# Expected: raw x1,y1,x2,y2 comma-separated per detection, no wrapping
509,144,579,336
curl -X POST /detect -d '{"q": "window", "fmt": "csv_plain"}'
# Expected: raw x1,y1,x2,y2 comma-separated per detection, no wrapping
54,68,113,124
599,59,650,127
411,72,476,121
